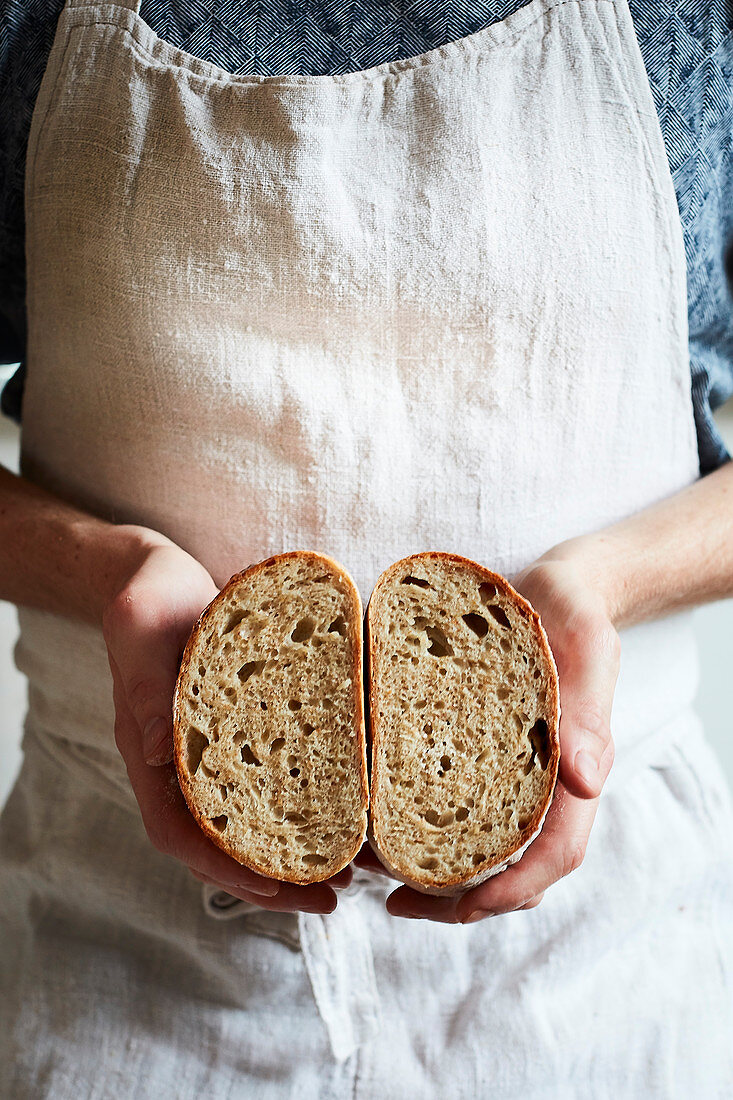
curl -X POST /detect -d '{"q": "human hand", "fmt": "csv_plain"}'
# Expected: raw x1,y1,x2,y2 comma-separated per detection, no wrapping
359,552,619,923
102,533,350,915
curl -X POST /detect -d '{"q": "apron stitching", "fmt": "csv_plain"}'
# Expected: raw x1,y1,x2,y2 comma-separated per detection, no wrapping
61,0,620,90
24,23,76,190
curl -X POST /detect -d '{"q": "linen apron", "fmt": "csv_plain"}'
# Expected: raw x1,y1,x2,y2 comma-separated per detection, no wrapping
2,0,733,1093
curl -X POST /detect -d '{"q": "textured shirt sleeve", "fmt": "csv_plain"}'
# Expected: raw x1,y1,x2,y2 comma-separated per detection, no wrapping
1,0,65,421
630,0,733,474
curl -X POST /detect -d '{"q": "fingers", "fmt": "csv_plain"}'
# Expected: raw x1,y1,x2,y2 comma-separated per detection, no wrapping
453,783,597,922
551,611,620,800
517,891,545,910
386,782,597,923
188,869,338,915
328,866,354,889
386,889,460,923
187,861,350,915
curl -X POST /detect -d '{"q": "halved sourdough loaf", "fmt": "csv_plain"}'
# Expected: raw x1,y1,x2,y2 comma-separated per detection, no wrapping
366,552,560,896
173,551,369,884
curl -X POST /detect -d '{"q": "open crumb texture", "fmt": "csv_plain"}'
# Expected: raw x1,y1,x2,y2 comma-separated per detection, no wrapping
367,552,560,895
174,551,369,884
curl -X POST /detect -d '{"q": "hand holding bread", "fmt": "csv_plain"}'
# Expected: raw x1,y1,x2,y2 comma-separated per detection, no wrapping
106,536,619,924
386,554,620,923
170,548,622,924
103,537,349,917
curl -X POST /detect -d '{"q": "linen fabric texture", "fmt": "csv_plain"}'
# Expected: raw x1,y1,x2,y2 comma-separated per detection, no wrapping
2,0,733,475
1,0,732,1093
2,719,733,1096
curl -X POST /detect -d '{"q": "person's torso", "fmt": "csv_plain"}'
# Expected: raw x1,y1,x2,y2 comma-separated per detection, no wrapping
16,0,699,799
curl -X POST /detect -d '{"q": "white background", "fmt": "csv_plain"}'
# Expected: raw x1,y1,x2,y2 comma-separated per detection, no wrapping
1,370,731,809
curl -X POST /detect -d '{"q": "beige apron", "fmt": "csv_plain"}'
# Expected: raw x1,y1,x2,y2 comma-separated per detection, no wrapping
2,0,732,1093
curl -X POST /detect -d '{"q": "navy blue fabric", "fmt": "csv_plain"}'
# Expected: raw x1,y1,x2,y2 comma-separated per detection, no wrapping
1,0,732,473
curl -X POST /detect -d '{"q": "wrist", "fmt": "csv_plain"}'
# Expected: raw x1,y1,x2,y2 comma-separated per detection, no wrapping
529,533,628,629
0,462,179,626
94,523,173,622
531,465,733,631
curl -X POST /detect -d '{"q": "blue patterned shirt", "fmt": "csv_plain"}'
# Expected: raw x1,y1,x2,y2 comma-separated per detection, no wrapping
1,0,732,473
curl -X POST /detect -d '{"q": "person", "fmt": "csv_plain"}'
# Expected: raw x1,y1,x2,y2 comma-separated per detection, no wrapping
1,0,732,1094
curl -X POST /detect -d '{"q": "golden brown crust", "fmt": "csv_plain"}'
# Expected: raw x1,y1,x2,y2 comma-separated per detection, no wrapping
173,550,369,884
366,551,561,895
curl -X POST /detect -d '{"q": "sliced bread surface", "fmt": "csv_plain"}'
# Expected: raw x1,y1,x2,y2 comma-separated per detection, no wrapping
173,551,368,884
367,552,560,895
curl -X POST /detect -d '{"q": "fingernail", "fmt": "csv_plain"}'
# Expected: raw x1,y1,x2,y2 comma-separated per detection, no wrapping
302,901,336,914
574,750,599,786
143,717,171,764
462,909,495,924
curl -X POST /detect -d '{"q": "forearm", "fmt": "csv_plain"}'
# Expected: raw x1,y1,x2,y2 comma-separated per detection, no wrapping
0,462,166,626
546,460,733,630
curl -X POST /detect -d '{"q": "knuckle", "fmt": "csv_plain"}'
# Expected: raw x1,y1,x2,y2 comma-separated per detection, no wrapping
565,607,598,641
563,841,587,877
595,623,622,666
600,736,616,773
514,562,556,603
127,676,169,715
559,610,620,663
575,698,612,753
142,812,173,855
101,590,131,640
519,893,545,910
112,716,126,755
102,584,162,641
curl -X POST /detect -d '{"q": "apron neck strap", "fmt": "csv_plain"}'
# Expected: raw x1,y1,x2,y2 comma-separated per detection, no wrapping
65,0,142,11
64,0,143,10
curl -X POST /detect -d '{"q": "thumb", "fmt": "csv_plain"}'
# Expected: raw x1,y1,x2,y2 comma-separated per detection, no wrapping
554,615,620,800
105,583,210,768
102,544,219,766
106,595,183,766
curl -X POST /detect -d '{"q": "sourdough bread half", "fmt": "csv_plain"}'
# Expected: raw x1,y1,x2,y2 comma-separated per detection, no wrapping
173,551,369,884
366,552,560,896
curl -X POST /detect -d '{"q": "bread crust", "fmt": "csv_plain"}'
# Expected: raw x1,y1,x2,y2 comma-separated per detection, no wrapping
366,552,561,896
173,550,369,884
